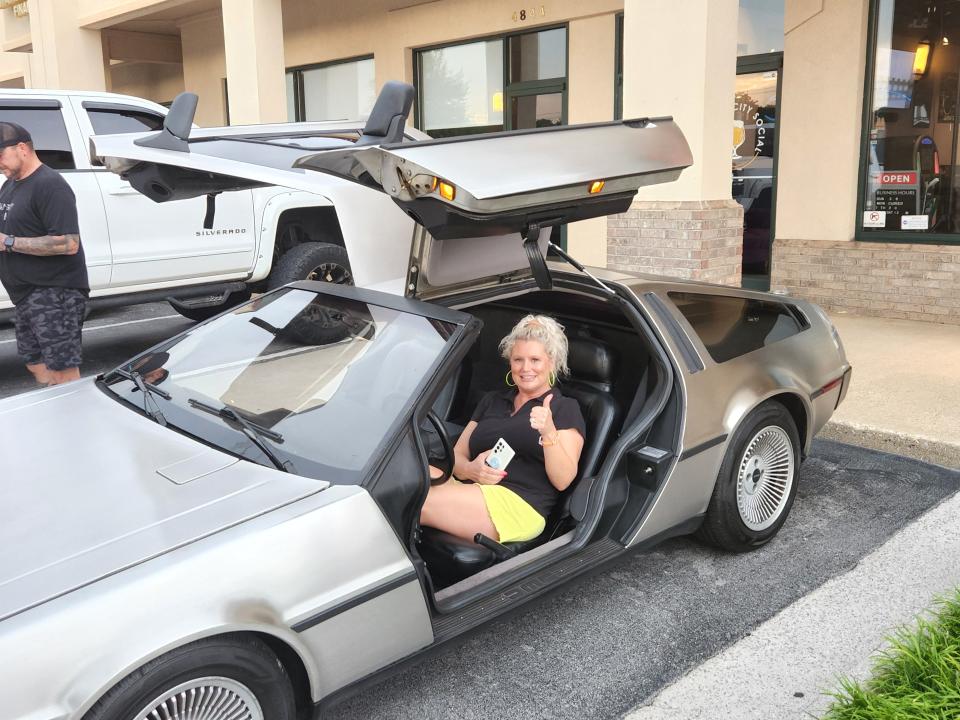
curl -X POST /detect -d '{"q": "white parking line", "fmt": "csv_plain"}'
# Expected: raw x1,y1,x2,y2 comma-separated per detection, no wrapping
0,313,183,345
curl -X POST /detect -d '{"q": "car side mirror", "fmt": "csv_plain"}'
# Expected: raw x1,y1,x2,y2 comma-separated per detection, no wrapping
134,92,198,152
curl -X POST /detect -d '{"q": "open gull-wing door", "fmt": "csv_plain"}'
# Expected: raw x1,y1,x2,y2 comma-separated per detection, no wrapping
90,84,692,299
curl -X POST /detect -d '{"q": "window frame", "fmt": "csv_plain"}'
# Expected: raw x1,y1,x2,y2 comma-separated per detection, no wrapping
286,53,375,123
855,0,960,245
412,24,569,136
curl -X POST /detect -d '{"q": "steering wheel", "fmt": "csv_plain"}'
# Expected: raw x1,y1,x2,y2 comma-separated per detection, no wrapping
425,410,454,485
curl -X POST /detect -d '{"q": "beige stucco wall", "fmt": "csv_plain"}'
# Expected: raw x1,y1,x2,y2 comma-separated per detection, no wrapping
180,12,226,126
109,61,184,104
776,0,869,242
623,0,738,203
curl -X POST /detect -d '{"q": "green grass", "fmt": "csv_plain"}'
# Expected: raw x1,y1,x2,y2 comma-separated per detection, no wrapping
822,588,960,719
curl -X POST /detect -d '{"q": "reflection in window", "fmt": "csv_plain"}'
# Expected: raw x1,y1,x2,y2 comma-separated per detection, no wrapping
286,58,376,122
862,0,960,234
510,93,563,129
508,27,566,82
669,292,805,363
419,40,504,137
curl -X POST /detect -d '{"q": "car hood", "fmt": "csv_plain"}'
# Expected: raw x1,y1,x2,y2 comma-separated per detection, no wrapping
0,380,326,622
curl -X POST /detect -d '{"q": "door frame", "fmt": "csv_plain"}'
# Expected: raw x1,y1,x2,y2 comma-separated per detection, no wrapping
735,51,783,291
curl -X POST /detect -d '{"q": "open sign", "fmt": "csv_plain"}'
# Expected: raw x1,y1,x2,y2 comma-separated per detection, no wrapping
877,171,917,185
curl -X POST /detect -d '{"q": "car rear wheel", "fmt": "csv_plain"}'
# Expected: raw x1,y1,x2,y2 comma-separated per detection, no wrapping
83,635,296,720
696,401,800,552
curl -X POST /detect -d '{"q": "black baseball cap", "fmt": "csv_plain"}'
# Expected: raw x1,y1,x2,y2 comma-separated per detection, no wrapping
0,122,32,149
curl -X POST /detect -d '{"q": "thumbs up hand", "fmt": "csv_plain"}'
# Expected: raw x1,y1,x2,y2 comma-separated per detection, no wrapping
530,392,557,437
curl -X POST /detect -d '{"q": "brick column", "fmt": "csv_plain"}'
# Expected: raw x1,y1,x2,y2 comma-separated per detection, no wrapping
607,200,744,283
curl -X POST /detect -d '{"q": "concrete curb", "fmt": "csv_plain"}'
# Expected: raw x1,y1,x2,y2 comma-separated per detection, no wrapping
819,421,960,470
624,487,960,720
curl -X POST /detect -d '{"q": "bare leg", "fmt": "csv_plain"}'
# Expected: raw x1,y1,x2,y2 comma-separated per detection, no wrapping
47,367,80,385
26,362,52,385
421,481,499,542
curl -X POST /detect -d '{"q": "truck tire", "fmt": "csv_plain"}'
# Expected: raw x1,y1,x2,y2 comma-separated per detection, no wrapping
268,242,352,290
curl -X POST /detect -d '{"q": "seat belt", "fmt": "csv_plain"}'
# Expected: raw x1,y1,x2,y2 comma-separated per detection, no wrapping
621,362,651,433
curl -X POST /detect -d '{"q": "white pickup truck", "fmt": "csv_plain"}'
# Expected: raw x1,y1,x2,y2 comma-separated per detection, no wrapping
0,89,419,320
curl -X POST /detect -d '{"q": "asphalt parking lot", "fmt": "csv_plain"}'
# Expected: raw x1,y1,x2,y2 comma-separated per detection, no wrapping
332,441,959,720
2,306,957,719
0,302,192,399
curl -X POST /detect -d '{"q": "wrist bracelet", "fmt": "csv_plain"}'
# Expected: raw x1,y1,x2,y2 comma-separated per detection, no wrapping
539,432,559,447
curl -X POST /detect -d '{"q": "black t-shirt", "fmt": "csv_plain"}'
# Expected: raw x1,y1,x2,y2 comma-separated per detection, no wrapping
0,164,88,304
469,388,586,517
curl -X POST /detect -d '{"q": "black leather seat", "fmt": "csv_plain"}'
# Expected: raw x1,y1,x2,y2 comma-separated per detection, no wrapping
418,337,620,587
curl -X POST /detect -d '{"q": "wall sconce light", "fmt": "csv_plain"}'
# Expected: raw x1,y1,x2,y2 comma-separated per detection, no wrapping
914,40,931,75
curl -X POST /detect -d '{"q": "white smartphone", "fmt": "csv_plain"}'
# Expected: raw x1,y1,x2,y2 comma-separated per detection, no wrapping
485,438,516,471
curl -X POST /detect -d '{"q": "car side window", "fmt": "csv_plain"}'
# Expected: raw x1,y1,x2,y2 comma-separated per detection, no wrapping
668,291,806,363
0,106,75,170
87,108,165,134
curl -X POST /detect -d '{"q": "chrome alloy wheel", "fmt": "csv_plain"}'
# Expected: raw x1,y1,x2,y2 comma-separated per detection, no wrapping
132,677,263,720
735,425,795,532
306,262,352,284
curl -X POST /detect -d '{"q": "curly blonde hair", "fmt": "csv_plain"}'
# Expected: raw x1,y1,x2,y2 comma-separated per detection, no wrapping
498,314,569,378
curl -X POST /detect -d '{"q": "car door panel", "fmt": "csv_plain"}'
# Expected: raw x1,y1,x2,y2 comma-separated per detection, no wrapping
70,97,257,289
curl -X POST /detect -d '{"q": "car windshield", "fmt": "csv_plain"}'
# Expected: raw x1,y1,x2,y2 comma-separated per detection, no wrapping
103,288,457,480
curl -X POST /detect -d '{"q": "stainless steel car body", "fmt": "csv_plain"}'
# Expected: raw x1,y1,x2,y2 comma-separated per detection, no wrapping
0,382,433,719
0,94,849,719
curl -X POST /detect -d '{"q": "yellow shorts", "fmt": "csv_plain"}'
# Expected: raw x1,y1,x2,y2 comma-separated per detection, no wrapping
477,484,546,543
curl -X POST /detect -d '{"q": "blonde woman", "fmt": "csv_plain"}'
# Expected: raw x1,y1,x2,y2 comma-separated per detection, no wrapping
421,315,585,544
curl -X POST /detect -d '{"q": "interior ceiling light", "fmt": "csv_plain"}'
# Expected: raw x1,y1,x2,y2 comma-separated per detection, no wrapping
588,180,605,194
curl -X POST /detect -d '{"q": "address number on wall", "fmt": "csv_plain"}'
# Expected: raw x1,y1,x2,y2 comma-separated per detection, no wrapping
512,6,546,21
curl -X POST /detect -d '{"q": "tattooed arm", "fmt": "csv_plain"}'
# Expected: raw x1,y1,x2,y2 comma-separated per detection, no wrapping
0,232,80,256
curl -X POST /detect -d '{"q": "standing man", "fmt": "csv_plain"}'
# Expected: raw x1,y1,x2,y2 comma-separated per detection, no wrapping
0,122,88,385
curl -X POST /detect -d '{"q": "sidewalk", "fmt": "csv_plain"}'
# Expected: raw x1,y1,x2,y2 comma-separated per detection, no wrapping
819,312,960,469
624,312,960,719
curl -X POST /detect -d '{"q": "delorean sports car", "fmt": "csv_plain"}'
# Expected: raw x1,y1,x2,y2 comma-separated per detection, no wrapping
0,83,851,720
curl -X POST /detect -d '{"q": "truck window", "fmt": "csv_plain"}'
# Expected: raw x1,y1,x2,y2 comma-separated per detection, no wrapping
0,107,75,170
668,291,807,364
87,109,164,134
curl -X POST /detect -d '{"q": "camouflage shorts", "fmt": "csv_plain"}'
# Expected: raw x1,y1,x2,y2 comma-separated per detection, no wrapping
14,287,86,371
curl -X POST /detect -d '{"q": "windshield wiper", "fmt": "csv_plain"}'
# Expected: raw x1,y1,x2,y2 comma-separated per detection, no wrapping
102,367,170,426
188,398,289,472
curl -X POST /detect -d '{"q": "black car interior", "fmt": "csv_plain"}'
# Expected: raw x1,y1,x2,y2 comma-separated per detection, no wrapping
416,289,652,589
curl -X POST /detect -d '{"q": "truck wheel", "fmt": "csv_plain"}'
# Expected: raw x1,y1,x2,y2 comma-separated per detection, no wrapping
170,289,252,322
268,242,352,290
695,401,801,552
83,635,296,720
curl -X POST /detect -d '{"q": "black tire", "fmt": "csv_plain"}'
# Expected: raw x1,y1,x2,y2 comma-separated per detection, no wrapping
695,401,801,552
83,634,296,720
268,242,353,290
170,290,253,322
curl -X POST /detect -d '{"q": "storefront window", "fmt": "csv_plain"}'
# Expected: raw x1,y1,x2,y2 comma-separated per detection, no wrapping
416,27,567,138
286,57,375,123
419,40,504,137
861,1,960,236
738,0,784,56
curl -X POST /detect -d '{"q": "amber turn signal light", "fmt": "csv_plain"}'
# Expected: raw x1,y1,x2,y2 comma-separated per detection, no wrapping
589,180,605,194
438,180,456,201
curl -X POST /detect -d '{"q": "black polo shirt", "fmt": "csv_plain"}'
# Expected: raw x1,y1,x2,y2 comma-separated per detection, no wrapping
469,387,586,517
0,164,88,305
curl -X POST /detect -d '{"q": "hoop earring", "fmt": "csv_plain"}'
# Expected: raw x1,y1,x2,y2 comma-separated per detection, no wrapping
548,371,557,386
505,370,516,387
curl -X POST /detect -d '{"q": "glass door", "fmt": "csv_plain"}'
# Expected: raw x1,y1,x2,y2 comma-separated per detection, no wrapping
733,56,781,290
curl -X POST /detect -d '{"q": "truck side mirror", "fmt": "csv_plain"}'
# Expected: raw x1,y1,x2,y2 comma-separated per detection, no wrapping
134,92,198,152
